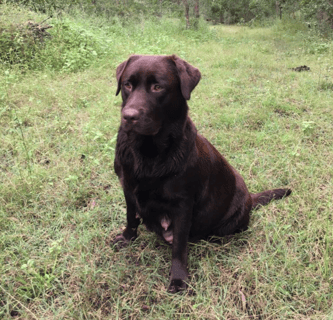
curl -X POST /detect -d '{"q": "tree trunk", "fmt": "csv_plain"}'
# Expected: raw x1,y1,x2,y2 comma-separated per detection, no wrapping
219,10,224,24
194,0,199,19
276,1,282,20
183,0,190,28
330,0,333,29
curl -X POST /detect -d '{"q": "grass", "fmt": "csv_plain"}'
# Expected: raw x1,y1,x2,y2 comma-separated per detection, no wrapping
1,3,333,319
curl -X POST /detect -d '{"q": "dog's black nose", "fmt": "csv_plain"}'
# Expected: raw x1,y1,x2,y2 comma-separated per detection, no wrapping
122,108,139,123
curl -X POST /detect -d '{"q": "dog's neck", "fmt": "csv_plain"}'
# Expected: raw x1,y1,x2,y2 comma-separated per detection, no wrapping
129,110,190,154
127,116,197,178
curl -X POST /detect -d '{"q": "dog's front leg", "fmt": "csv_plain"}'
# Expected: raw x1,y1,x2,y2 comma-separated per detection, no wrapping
168,204,192,293
114,189,140,246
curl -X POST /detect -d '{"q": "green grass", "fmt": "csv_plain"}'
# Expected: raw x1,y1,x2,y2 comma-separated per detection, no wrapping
1,3,333,319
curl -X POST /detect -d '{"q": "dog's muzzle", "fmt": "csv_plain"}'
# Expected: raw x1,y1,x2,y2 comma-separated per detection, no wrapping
121,107,161,135
122,108,140,131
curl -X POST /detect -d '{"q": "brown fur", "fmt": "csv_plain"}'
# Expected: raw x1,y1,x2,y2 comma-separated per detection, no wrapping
113,55,291,293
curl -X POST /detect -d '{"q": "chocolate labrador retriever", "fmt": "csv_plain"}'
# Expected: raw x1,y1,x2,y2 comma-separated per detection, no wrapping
113,55,291,293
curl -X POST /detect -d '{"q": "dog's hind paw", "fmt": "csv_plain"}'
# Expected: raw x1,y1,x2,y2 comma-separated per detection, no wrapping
167,279,187,293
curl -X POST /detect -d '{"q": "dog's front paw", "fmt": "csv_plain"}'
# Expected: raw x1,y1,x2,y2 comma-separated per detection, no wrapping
113,234,132,248
167,279,187,293
113,226,138,248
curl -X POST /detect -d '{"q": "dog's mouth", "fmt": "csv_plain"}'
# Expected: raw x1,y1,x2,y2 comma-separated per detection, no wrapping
121,117,161,136
121,119,161,136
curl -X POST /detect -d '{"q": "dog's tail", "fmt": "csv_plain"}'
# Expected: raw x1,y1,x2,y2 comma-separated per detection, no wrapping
251,188,291,210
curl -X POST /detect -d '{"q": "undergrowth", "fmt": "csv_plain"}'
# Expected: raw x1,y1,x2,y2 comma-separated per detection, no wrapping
0,3,216,72
1,2,333,319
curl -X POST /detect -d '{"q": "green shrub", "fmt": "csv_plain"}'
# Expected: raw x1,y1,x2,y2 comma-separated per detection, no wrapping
0,4,109,72
38,19,108,72
5,0,80,13
0,21,48,67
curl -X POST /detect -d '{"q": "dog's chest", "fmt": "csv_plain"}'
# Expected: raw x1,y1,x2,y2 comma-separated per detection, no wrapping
133,180,177,244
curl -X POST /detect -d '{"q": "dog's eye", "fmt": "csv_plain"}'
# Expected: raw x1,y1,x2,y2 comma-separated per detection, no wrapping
123,82,132,91
152,84,163,92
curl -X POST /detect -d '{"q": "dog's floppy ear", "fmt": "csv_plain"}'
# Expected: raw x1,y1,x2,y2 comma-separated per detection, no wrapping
115,55,141,96
171,55,201,100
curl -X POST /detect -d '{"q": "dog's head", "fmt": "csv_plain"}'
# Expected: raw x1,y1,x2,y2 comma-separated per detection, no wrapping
115,55,201,135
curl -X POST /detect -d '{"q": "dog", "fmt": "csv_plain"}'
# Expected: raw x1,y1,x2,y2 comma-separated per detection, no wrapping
113,55,291,293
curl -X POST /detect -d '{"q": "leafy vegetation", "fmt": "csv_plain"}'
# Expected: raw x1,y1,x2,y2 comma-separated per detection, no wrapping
4,0,333,33
1,1,333,319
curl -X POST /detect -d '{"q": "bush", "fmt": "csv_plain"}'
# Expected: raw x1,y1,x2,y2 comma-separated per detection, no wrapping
0,21,47,66
0,4,110,72
4,0,80,13
39,19,108,72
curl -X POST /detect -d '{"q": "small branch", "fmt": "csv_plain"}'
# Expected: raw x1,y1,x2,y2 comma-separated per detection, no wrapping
39,16,52,25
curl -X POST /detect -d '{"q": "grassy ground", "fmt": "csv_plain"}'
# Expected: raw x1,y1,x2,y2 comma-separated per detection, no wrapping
1,3,333,319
